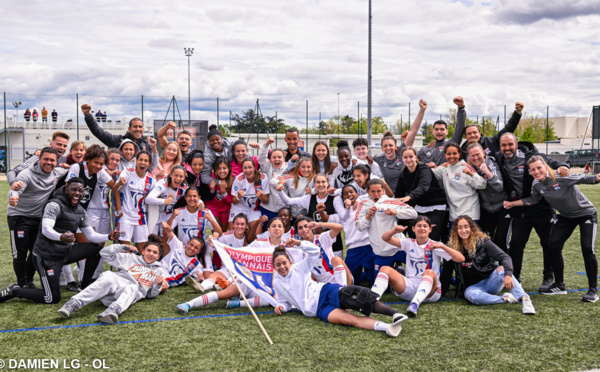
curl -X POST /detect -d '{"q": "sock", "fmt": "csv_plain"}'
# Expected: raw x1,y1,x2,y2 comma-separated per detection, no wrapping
411,276,434,308
373,321,389,332
333,265,347,286
240,297,270,308
200,279,215,291
187,292,219,308
63,265,76,283
371,273,389,298
372,300,398,317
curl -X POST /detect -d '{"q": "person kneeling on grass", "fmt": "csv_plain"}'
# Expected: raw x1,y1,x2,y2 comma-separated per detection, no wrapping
371,216,465,318
57,234,168,324
273,239,408,338
450,216,536,314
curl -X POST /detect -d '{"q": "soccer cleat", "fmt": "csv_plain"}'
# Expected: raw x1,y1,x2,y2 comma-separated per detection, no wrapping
176,303,190,315
226,298,241,309
541,283,567,295
395,265,405,277
386,315,407,338
67,281,81,293
57,301,77,319
521,296,536,315
0,284,19,303
214,277,231,291
392,313,409,324
406,302,419,318
503,292,518,304
98,304,120,324
185,276,204,294
538,277,554,292
582,288,599,303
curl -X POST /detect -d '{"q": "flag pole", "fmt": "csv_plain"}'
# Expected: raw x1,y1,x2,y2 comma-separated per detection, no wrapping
224,266,274,345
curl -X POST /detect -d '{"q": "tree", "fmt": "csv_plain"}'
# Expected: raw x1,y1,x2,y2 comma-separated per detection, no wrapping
514,114,557,143
230,109,288,134
302,115,389,136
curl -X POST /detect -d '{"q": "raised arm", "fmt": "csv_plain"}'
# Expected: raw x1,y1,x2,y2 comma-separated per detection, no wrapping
450,97,466,145
403,99,427,147
157,121,177,149
81,104,120,148
381,225,407,248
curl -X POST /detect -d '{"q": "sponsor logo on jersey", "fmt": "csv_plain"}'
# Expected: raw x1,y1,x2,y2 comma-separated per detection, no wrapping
17,231,24,238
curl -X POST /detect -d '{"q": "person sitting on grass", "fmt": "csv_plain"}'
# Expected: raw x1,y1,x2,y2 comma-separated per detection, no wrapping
160,222,210,288
371,216,465,318
57,234,167,324
449,215,536,314
272,240,408,338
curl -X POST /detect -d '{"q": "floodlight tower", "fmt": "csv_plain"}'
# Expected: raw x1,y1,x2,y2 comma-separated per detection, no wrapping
12,101,21,124
184,47,194,122
367,0,372,147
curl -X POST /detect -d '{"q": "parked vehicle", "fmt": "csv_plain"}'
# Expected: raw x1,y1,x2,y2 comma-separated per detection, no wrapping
566,149,599,167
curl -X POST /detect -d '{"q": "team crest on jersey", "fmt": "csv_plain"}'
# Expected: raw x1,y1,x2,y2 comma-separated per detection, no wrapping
17,231,24,238
552,183,560,191
395,158,402,166
484,148,491,155
47,269,54,276
454,173,461,180
425,151,431,157
518,165,524,173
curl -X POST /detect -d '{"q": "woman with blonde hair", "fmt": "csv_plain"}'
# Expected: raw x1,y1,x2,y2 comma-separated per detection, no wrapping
278,157,315,218
152,141,182,181
504,155,600,302
450,215,535,314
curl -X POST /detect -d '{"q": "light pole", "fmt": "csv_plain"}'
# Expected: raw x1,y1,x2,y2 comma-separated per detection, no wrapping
12,101,21,125
184,47,194,123
337,93,340,138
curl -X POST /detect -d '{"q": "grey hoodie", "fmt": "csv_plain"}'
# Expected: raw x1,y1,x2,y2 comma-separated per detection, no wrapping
8,163,68,218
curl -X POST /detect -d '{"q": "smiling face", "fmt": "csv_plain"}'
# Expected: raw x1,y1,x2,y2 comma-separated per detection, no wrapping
191,157,204,175
500,135,518,160
382,138,397,159
465,126,481,143
136,154,150,174
433,123,448,142
468,146,485,167
354,144,368,160
108,153,121,170
295,219,313,241
314,174,329,193
456,218,471,242
39,152,58,173
216,162,230,180
342,186,358,205
177,133,192,153
129,120,144,140
298,160,312,177
121,143,136,161
338,149,352,168
88,156,105,175
402,149,418,169
242,160,256,179
184,238,203,258
50,137,69,156
232,217,248,236
185,190,199,208
314,144,328,162
285,132,299,153
353,169,368,189
368,184,384,202
209,135,223,153
412,220,432,241
278,208,292,229
234,144,248,162
65,181,84,206
142,244,161,264
270,150,285,169
274,254,291,277
70,145,85,162
528,160,548,181
165,143,179,162
445,146,460,165
170,168,186,188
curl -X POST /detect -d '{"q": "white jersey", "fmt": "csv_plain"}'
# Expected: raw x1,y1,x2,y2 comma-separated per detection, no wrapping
217,230,246,248
171,207,215,246
331,196,370,249
258,144,289,213
398,238,452,280
310,232,337,284
119,170,155,225
162,236,205,287
230,172,271,215
145,178,188,224
66,162,113,210
279,174,315,217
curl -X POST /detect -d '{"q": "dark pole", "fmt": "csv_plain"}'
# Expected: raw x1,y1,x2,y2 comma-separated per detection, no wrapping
184,48,194,123
76,93,79,140
367,0,372,147
546,106,549,155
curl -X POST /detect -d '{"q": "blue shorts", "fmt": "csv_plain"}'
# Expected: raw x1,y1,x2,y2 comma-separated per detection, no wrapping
374,251,406,273
316,283,342,322
345,245,376,285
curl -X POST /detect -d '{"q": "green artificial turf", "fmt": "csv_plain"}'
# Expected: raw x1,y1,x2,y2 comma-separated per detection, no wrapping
0,182,598,371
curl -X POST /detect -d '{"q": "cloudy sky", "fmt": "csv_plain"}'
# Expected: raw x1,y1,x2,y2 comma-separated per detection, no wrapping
1,0,599,129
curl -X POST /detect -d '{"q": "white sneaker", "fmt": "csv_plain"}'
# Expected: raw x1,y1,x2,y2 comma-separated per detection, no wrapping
386,313,408,337
521,295,536,315
503,292,518,304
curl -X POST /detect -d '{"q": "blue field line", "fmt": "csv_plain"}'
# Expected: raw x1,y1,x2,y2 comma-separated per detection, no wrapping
0,286,590,335
576,271,600,278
